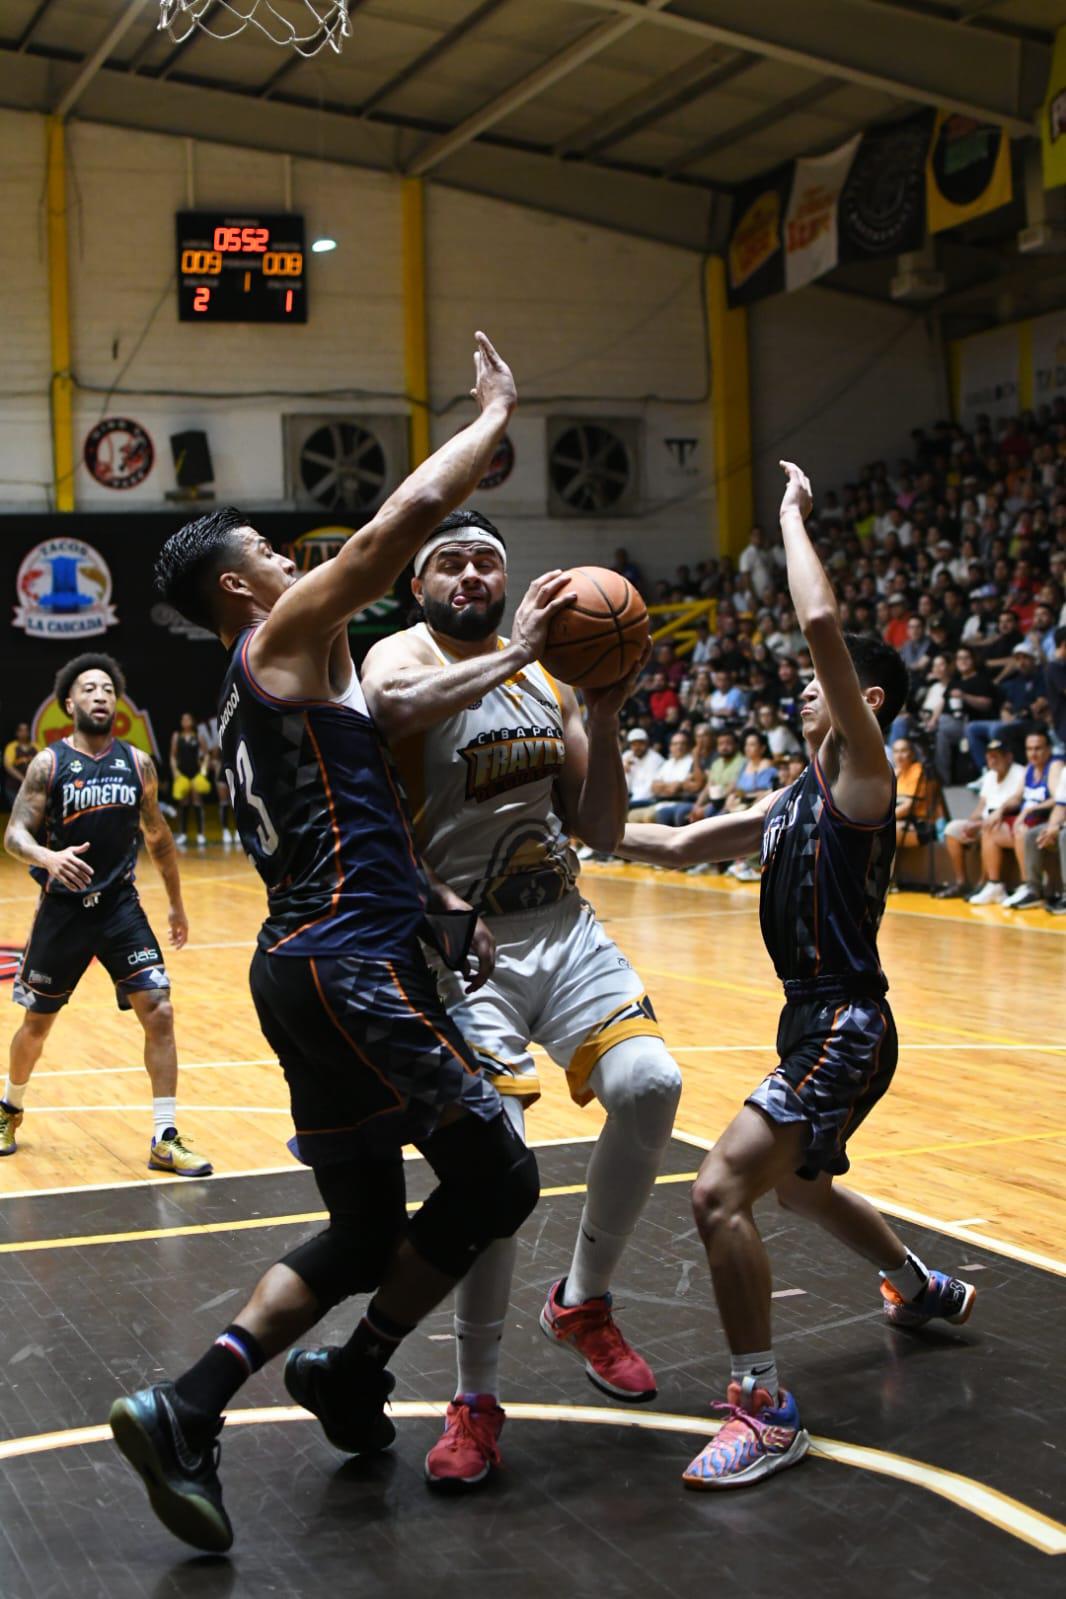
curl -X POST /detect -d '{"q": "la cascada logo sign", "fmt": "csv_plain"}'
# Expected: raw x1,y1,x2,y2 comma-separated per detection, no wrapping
14,537,118,639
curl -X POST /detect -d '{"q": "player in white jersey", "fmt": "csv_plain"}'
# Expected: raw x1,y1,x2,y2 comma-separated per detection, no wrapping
361,510,682,1489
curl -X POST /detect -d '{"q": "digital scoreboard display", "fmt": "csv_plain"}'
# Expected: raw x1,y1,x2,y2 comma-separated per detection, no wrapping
176,212,307,323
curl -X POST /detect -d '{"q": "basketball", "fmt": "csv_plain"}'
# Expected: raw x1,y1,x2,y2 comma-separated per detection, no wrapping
540,566,649,689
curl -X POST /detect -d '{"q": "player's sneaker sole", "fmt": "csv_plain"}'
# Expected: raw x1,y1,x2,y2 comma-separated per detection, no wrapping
537,1303,657,1403
109,1395,232,1553
681,1428,810,1490
284,1347,396,1454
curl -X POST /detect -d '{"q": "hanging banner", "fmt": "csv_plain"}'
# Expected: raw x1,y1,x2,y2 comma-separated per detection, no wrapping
838,111,932,263
1042,24,1066,191
726,165,791,307
926,111,1012,234
1032,308,1066,406
784,136,860,292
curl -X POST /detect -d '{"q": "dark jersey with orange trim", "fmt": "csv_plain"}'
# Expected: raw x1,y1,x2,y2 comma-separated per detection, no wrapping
759,755,895,986
32,737,143,900
219,627,428,958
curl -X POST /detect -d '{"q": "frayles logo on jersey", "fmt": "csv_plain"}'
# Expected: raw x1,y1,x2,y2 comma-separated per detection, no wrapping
459,725,565,803
14,538,118,639
62,777,139,815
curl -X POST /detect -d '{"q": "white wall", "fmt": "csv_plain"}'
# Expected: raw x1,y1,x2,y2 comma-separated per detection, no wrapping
0,108,714,599
748,286,946,525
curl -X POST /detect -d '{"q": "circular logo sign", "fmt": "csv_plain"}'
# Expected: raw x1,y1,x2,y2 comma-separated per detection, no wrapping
477,433,515,491
14,537,118,639
84,417,154,490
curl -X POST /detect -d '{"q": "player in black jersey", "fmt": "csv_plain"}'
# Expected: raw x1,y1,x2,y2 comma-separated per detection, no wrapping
2,654,209,1176
109,333,540,1555
619,462,976,1491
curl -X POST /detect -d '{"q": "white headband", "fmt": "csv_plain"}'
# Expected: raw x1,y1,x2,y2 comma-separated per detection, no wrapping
413,528,507,577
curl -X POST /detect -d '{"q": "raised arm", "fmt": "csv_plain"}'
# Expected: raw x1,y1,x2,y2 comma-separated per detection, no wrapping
256,333,516,665
778,461,891,820
4,749,93,891
135,752,187,950
361,571,575,741
618,786,778,869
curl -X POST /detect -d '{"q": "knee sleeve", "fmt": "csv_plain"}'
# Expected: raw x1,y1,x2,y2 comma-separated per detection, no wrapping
589,1037,682,1154
409,1112,540,1279
280,1155,407,1310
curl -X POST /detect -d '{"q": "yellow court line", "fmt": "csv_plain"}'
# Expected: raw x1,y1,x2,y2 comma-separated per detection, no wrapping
2,1403,1062,1555
0,1172,697,1255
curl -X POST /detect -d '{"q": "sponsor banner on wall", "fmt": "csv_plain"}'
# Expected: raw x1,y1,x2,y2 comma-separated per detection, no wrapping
1032,308,1066,406
837,111,932,263
784,136,860,292
32,691,159,759
83,418,155,490
726,165,792,307
957,325,1021,428
1042,25,1066,191
926,111,1012,234
14,537,118,639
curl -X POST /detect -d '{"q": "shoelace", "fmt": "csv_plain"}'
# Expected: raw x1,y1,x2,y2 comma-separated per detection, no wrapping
446,1405,501,1465
710,1401,770,1443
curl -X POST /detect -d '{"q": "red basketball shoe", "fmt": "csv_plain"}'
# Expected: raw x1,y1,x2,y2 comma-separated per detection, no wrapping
424,1396,505,1490
538,1279,657,1402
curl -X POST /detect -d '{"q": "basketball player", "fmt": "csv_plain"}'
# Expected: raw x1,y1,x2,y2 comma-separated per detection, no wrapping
618,461,975,1490
1,654,207,1175
361,512,682,1490
110,333,540,1554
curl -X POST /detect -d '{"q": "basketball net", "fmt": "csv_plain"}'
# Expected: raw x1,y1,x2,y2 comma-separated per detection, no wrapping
158,0,350,57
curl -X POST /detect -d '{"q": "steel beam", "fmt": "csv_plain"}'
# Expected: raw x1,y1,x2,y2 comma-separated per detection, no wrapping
361,0,511,117
54,0,149,118
557,47,755,158
665,78,841,177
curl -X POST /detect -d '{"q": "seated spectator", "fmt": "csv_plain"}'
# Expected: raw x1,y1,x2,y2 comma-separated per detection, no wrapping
708,667,748,729
647,671,679,725
755,701,801,757
3,721,39,808
1029,767,1066,913
612,546,644,595
892,736,940,851
690,729,744,820
899,614,931,676
937,741,1025,903
966,641,1048,768
725,729,777,880
622,728,664,808
978,607,1025,669
1002,730,1064,907
934,646,996,784
775,657,803,729
691,617,715,665
883,593,911,649
782,751,808,786
655,724,714,826
681,667,712,718
649,730,694,810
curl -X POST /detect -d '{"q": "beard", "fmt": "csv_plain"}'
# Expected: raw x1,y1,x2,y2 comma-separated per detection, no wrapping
73,706,115,736
422,590,506,642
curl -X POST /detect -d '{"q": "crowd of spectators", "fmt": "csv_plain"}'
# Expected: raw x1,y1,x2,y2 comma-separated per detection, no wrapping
611,398,1066,906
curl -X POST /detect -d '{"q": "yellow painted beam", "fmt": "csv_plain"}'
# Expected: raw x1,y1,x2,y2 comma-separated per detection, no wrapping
46,115,75,512
401,176,431,467
706,255,753,561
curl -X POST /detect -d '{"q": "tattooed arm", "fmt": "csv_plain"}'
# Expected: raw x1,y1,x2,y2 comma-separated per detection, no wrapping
4,750,93,891
135,752,188,949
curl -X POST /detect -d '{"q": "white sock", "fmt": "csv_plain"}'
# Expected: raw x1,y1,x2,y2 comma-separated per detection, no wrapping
881,1250,929,1302
730,1350,779,1402
562,1040,681,1307
1,1078,27,1111
153,1097,178,1142
454,1237,516,1400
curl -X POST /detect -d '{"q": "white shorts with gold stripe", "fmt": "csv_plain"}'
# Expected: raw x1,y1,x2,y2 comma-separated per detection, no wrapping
433,892,662,1107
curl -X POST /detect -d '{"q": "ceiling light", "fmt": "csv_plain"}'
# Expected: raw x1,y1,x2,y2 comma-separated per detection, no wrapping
311,236,337,253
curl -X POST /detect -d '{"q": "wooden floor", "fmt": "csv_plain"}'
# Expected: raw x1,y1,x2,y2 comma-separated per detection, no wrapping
1,846,1063,1271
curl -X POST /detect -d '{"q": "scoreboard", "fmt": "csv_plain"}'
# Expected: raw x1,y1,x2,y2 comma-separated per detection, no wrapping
176,212,307,323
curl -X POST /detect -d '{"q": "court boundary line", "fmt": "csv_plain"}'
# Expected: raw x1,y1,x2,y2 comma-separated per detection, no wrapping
2,1403,1062,1555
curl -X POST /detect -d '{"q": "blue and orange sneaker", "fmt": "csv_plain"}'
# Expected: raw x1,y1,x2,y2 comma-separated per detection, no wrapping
682,1377,809,1490
880,1270,976,1328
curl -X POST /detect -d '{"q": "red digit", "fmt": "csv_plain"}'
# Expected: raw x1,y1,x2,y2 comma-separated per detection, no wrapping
242,226,268,252
193,287,210,313
285,289,293,314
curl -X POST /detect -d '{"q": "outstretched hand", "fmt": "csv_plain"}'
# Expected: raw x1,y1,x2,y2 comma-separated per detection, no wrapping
583,637,652,722
511,571,577,663
470,331,517,418
779,459,813,521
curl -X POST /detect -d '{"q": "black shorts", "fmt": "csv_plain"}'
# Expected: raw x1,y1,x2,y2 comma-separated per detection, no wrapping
747,989,898,1179
250,945,501,1168
14,883,169,1015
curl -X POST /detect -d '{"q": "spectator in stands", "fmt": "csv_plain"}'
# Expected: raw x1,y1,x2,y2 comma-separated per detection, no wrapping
1002,730,1064,908
655,725,714,826
883,593,911,649
690,729,744,821
783,751,807,785
724,729,777,881
1031,767,1066,913
612,547,644,595
649,730,694,811
738,525,782,603
622,728,663,809
755,701,801,757
949,742,1026,905
647,670,679,730
967,641,1048,768
708,667,747,730
935,645,996,783
775,657,803,730
892,736,940,853
682,668,712,719
3,721,39,808
899,614,931,676
691,617,715,665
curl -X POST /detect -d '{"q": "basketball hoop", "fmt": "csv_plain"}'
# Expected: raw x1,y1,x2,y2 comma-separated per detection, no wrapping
158,0,351,57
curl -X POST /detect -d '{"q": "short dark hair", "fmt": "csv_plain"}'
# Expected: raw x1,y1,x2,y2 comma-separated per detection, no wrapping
428,507,506,548
155,505,251,632
843,632,908,730
54,652,126,710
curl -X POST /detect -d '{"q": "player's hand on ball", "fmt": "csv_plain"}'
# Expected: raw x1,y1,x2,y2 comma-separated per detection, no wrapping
470,331,517,417
511,571,577,664
779,460,813,520
169,906,189,950
582,637,652,722
46,842,93,892
464,917,496,994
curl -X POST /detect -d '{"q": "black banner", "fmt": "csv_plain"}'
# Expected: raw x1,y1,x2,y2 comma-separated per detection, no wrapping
0,510,406,763
837,110,933,264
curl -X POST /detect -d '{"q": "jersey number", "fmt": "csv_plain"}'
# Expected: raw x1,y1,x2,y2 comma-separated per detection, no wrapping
226,740,279,856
